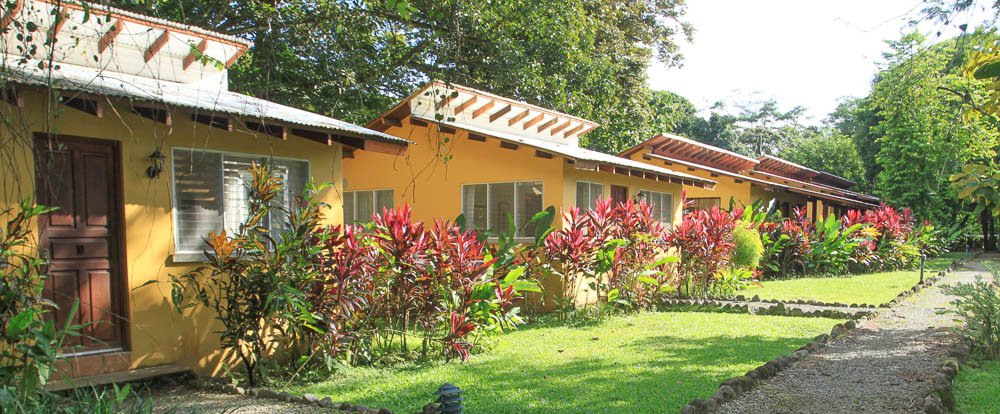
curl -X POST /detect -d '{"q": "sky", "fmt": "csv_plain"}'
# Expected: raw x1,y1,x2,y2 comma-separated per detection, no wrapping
648,0,990,124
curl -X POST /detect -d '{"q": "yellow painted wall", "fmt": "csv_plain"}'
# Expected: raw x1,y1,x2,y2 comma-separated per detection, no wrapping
0,90,345,376
344,118,565,225
561,165,685,225
624,151,752,209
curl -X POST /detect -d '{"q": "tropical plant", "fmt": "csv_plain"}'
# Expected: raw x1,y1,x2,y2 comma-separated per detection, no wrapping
169,163,322,386
944,276,1000,360
542,198,676,313
666,205,740,296
731,223,764,271
711,267,758,298
806,214,862,275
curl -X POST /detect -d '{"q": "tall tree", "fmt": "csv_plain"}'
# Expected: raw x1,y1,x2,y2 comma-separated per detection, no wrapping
869,33,998,223
109,0,693,154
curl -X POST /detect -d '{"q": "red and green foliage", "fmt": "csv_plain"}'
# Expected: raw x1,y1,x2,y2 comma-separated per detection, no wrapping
543,198,675,312
666,205,741,296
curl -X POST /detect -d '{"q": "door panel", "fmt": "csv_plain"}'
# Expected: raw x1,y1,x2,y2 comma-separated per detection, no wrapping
610,185,628,205
35,136,125,353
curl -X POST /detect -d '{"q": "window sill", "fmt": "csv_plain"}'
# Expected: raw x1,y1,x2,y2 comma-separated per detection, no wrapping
171,252,211,264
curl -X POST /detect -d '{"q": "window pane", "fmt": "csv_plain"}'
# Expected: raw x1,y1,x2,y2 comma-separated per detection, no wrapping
356,190,374,223
516,181,543,238
173,149,223,253
589,183,603,209
662,193,674,225
222,155,259,234
575,182,589,210
462,184,488,231
489,183,515,236
344,192,355,224
375,190,394,214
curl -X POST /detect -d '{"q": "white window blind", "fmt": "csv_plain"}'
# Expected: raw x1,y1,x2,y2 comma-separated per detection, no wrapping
343,189,394,224
461,181,543,238
172,148,309,256
575,181,604,211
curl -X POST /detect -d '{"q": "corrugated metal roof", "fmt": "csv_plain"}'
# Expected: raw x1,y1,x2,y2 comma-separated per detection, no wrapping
2,57,409,145
424,117,716,187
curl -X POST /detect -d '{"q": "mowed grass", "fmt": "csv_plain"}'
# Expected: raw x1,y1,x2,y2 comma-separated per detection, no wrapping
925,251,966,271
955,360,1000,413
737,271,920,305
290,312,837,414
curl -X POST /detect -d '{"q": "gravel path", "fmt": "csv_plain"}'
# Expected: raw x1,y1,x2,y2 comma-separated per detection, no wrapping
717,261,989,414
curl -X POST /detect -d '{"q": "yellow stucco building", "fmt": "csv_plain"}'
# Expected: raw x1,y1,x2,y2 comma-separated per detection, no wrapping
343,81,716,239
0,0,406,381
621,134,879,218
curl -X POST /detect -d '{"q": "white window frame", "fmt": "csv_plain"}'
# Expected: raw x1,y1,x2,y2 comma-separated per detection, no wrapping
638,189,674,226
343,188,395,224
575,180,604,211
460,180,544,241
170,147,311,262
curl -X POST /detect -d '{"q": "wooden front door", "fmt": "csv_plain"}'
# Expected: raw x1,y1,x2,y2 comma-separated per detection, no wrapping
610,185,628,205
34,135,126,353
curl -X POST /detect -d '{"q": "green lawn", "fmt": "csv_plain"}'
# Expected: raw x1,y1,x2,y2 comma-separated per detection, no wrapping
290,312,837,413
955,360,1000,413
925,251,966,271
737,271,920,305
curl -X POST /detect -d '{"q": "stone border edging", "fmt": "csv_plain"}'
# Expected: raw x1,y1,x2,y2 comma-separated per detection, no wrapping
185,376,412,414
679,315,873,414
921,337,973,414
657,298,878,319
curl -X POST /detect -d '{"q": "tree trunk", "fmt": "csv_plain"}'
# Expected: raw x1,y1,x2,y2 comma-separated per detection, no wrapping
982,209,997,251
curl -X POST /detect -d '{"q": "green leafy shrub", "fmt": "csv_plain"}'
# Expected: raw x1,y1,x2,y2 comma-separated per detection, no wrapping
731,224,763,270
944,277,1000,360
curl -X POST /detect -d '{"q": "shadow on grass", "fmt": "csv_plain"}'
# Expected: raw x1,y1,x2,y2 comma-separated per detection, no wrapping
295,333,816,414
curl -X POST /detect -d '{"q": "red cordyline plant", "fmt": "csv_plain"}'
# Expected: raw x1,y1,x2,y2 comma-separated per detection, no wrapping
666,204,740,296
308,204,537,364
543,197,674,313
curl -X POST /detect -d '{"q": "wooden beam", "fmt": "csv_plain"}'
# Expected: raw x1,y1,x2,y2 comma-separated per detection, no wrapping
489,104,511,122
536,118,557,132
507,109,529,126
434,91,457,110
247,121,286,140
453,96,478,114
98,18,123,53
550,120,572,135
380,117,403,128
0,0,22,31
471,100,495,119
183,38,208,70
47,8,69,44
563,124,583,138
191,113,230,131
522,114,544,129
61,96,102,117
143,30,170,62
131,105,170,125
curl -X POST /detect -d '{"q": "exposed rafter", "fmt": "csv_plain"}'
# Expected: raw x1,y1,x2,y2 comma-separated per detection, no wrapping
522,114,544,129
98,18,123,53
563,124,583,138
0,0,22,30
507,109,529,126
182,38,208,70
453,95,478,114
550,120,571,135
472,100,495,119
143,30,169,62
489,104,511,122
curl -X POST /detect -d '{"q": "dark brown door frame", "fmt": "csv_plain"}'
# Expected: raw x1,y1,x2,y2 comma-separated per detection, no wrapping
34,132,130,353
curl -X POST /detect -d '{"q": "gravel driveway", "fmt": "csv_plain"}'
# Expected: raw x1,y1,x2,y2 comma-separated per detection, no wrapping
717,261,988,414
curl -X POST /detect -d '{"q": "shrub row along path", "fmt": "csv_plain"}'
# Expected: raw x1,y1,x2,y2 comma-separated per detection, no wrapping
718,260,989,414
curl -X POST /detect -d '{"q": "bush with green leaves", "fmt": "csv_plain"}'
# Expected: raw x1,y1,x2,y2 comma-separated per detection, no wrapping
944,276,1000,360
731,223,764,270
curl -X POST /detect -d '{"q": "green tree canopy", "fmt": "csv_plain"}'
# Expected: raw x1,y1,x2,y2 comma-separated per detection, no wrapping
780,131,867,190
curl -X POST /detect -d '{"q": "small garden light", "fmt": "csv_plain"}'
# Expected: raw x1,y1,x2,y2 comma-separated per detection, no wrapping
435,383,463,414
920,254,926,284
